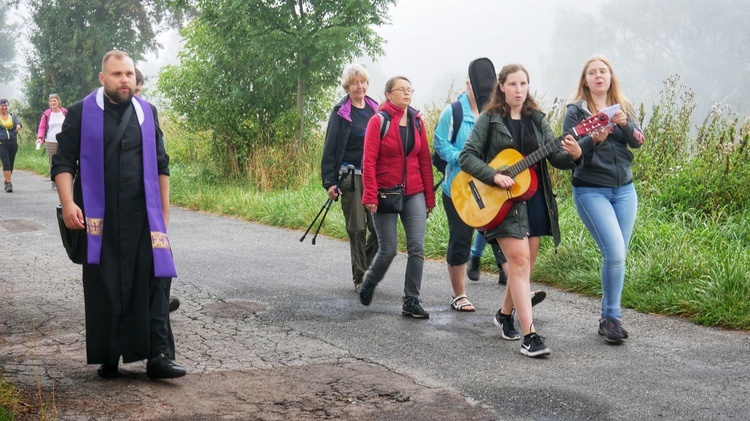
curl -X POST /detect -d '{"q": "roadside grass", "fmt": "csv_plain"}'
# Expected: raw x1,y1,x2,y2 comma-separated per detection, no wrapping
0,375,22,420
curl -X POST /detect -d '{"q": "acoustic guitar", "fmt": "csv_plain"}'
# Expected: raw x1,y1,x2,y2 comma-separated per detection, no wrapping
451,113,609,231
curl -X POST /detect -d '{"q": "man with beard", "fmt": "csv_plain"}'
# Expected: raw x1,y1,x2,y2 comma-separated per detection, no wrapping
52,50,186,379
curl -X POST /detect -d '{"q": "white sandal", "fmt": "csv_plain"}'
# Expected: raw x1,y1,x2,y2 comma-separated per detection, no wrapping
450,294,476,312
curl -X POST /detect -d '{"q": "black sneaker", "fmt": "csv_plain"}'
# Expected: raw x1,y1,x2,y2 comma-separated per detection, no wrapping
598,317,626,343
531,290,546,307
402,297,429,319
4,182,11,193
521,332,551,357
497,267,507,285
493,310,521,341
358,281,376,306
467,256,480,281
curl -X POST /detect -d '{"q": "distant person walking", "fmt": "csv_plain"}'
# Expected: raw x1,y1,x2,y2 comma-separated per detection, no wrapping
134,66,180,313
36,93,68,190
321,64,379,292
563,54,645,344
0,98,22,193
359,76,435,319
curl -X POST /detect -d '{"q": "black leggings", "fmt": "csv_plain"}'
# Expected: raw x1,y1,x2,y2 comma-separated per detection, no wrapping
0,141,18,172
442,192,474,266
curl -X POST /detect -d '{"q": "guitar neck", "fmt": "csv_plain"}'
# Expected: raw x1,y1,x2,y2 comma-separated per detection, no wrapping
505,129,572,178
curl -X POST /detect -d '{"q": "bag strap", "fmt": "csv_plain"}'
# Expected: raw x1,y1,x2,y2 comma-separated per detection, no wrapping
377,110,408,186
104,103,134,164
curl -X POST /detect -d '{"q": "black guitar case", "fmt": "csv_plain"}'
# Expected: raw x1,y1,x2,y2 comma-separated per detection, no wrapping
468,57,497,110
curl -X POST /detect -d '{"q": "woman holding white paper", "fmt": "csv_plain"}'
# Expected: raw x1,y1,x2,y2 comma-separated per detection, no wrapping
562,55,645,344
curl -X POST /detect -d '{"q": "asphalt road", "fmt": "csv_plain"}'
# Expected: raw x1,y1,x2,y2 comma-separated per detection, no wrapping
2,170,749,420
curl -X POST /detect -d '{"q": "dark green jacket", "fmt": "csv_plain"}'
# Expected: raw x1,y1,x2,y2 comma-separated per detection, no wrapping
458,109,577,246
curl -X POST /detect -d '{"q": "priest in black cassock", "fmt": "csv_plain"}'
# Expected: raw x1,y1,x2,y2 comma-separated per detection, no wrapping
52,50,186,380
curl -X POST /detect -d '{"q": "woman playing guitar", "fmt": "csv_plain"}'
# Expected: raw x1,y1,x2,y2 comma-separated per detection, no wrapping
458,64,582,358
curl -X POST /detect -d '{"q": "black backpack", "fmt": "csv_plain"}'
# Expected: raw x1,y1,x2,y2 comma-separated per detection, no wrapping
431,101,463,175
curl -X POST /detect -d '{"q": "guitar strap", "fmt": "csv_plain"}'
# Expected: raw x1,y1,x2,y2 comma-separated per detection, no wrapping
482,113,494,164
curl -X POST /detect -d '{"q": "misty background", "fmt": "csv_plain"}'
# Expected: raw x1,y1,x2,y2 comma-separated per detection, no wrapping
2,0,747,123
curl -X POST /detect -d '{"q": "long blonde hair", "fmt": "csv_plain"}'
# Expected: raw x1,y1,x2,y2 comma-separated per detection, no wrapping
569,54,633,116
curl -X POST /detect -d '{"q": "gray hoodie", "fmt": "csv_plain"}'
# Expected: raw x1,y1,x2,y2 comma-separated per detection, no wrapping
563,101,644,187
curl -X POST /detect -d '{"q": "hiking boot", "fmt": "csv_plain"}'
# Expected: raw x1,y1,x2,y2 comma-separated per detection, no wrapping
497,266,507,285
467,256,480,281
598,317,626,343
358,281,376,306
402,297,430,319
520,332,551,357
493,309,521,341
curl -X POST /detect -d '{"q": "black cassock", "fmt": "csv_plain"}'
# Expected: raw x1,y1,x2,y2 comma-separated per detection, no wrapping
52,98,174,365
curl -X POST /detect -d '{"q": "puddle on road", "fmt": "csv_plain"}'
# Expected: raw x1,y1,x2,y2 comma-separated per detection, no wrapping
0,219,45,233
204,299,269,318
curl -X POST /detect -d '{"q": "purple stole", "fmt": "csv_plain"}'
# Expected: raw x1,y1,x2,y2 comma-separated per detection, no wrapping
80,87,177,277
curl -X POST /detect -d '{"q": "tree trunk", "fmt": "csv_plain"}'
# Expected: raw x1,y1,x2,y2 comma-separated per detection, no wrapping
296,78,306,144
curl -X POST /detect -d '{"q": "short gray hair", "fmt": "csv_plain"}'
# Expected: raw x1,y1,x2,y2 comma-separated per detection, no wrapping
341,64,370,92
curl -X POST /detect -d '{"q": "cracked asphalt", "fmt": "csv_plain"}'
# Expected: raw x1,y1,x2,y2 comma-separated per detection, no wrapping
1,170,749,420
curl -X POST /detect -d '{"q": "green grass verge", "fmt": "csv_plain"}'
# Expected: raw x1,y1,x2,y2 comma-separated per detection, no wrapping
0,376,21,420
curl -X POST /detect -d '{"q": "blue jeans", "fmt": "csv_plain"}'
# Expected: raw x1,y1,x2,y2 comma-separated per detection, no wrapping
573,183,638,320
367,192,427,299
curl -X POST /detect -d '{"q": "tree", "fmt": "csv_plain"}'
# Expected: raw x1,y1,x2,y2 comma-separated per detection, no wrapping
0,6,17,82
158,0,395,176
21,0,189,122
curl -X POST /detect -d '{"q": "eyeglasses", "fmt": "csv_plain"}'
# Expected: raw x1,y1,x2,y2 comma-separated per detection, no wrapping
389,87,414,94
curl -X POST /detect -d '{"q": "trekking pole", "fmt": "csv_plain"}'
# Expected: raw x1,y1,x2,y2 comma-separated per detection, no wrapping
299,198,331,243
311,165,354,245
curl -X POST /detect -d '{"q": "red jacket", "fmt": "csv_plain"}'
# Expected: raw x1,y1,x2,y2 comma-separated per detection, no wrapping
362,101,435,209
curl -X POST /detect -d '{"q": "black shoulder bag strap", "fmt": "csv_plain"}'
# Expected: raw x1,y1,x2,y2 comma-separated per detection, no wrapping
104,103,134,163
400,116,408,188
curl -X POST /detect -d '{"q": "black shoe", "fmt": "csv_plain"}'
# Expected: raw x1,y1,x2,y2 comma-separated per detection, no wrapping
147,354,187,379
97,363,119,378
358,281,376,306
520,332,551,358
169,298,180,312
598,317,626,343
402,297,429,319
531,290,546,307
467,256,480,281
493,309,521,340
497,267,507,285
4,182,11,193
